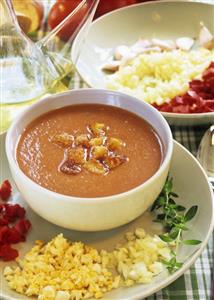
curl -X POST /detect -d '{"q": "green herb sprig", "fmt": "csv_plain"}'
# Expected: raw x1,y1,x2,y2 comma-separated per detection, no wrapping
151,176,201,273
161,251,183,273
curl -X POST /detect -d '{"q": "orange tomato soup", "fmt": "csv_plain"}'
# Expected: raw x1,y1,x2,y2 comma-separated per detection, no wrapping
17,104,162,197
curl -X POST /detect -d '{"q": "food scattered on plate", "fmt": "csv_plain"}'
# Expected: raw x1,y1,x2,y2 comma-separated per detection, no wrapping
0,180,31,261
3,177,201,299
3,232,169,299
16,104,162,198
103,23,214,113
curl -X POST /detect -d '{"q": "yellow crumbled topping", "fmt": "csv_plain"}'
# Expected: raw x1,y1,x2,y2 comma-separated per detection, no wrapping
4,234,118,299
4,229,172,299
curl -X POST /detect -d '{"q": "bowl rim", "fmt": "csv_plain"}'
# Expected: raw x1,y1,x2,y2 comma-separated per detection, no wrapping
93,0,214,22
6,88,173,203
72,0,214,119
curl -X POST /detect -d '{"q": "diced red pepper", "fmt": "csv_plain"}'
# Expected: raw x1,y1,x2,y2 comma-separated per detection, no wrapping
4,204,26,222
14,219,31,236
0,180,12,201
0,180,32,261
0,244,19,261
153,62,214,114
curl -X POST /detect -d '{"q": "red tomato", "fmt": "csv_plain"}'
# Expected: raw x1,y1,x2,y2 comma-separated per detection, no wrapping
95,0,138,18
48,0,88,41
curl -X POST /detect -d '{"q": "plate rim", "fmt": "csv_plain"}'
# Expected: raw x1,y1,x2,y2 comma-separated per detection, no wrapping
0,136,214,300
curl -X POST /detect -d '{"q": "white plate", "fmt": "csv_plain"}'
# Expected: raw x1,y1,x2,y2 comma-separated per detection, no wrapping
72,0,214,126
0,133,214,300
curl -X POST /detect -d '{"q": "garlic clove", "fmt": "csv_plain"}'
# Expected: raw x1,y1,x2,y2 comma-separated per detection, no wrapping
102,60,121,72
114,45,131,60
176,37,195,51
198,22,214,49
151,38,176,50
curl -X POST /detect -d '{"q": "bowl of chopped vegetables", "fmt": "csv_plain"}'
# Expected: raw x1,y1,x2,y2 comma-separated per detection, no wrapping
72,0,214,126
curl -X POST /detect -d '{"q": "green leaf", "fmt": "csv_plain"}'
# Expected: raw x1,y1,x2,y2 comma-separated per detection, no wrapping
157,214,166,220
169,198,176,204
161,258,183,274
150,198,160,211
164,177,173,193
184,206,198,222
183,239,201,245
174,224,189,231
151,195,167,211
169,228,180,239
170,192,179,198
159,234,174,243
176,205,186,212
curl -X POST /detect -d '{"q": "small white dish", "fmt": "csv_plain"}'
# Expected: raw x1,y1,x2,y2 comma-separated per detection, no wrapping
6,89,173,231
0,132,213,299
72,0,214,126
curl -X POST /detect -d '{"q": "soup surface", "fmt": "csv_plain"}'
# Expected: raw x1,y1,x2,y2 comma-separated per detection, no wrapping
17,104,162,197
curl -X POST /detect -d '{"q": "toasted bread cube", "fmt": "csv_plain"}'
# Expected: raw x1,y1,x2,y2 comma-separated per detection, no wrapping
75,134,90,147
51,133,73,147
84,159,106,175
60,160,81,175
67,147,86,165
89,123,108,136
108,137,124,151
104,155,128,170
89,137,106,147
91,146,108,160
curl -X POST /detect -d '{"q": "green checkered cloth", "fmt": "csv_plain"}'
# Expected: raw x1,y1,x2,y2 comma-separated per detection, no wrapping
159,126,213,300
70,73,213,300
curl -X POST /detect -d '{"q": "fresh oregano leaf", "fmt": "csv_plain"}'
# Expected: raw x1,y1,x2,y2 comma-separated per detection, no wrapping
157,214,166,220
152,176,200,274
159,234,174,243
164,177,173,193
169,228,180,239
184,206,198,222
183,239,201,245
176,205,186,212
170,192,179,198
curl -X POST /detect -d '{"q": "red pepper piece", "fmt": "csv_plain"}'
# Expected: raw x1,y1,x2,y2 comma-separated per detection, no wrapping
6,228,23,244
0,244,19,261
14,219,31,236
0,180,12,201
3,204,26,222
0,217,9,226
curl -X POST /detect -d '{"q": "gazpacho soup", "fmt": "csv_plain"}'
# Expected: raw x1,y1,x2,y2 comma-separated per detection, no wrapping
16,104,163,197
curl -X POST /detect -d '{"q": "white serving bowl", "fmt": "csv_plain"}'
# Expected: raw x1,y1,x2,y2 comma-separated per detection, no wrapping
72,0,214,126
6,89,173,231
